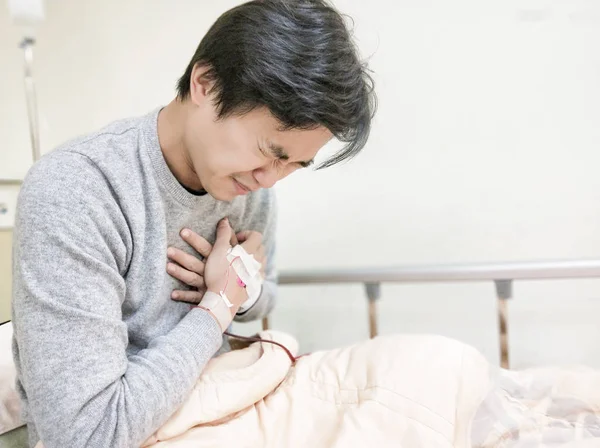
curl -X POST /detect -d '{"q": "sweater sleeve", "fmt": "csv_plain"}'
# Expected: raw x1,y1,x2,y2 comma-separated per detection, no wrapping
11,153,223,448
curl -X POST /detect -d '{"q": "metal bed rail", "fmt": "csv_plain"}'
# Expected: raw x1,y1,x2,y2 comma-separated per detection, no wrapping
271,259,600,368
0,180,23,186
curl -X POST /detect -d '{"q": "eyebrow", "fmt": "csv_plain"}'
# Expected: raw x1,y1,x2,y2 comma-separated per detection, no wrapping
262,141,314,168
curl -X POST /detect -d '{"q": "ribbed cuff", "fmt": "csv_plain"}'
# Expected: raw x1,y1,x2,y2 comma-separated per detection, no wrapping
166,307,223,367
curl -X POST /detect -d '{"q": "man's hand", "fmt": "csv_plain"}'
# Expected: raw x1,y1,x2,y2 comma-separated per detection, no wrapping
167,220,239,304
167,230,211,303
236,231,267,277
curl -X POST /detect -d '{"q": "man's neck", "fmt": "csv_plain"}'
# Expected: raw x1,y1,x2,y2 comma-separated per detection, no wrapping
157,100,204,192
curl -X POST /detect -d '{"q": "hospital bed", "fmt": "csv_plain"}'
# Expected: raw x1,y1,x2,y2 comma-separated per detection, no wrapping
3,258,600,446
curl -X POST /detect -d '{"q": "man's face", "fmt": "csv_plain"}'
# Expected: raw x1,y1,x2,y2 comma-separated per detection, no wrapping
183,97,332,202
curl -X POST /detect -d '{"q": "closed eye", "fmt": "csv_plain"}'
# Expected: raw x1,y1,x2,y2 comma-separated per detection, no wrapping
299,160,314,169
258,141,313,169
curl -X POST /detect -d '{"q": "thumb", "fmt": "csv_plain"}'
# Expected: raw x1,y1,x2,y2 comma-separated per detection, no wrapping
213,218,233,254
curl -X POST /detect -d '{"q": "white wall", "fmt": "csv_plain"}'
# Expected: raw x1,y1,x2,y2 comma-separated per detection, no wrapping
2,0,600,367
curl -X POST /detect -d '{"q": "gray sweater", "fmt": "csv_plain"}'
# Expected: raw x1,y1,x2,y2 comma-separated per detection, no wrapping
11,108,277,447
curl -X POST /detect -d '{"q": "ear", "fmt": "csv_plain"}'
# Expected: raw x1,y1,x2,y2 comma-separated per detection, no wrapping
189,63,214,107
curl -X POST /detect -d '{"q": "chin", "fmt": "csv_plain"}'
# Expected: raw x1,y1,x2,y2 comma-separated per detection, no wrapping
205,186,236,202
218,193,237,202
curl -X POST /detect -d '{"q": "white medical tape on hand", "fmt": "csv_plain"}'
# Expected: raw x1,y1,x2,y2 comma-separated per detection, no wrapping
226,245,263,312
199,291,233,332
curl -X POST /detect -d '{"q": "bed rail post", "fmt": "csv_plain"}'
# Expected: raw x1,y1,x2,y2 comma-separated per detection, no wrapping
262,316,270,331
495,279,513,369
365,282,381,338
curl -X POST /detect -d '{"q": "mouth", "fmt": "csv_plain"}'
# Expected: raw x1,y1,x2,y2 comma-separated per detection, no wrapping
232,178,252,195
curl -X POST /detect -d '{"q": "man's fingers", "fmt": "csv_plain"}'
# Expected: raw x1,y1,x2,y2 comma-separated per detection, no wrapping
171,290,205,304
167,247,205,275
229,230,239,247
213,218,233,254
167,262,206,289
180,229,212,258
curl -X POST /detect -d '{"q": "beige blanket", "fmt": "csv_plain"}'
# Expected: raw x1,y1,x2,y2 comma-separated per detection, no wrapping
22,330,600,447
141,332,487,447
141,331,600,448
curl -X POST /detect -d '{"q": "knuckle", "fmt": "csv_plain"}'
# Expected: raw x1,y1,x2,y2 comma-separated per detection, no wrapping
171,254,182,266
188,292,203,304
181,270,196,284
190,235,202,249
193,260,205,274
189,235,211,255
199,243,211,254
191,274,204,288
170,264,182,277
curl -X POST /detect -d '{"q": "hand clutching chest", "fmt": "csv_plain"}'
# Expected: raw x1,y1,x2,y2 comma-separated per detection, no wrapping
165,219,266,305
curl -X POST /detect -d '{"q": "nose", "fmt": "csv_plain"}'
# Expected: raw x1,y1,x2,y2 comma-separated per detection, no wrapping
253,164,281,189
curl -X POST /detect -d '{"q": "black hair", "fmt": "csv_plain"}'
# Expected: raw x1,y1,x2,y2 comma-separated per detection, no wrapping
177,0,376,168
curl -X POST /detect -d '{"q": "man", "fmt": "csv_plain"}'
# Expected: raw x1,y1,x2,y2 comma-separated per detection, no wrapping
11,0,376,446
